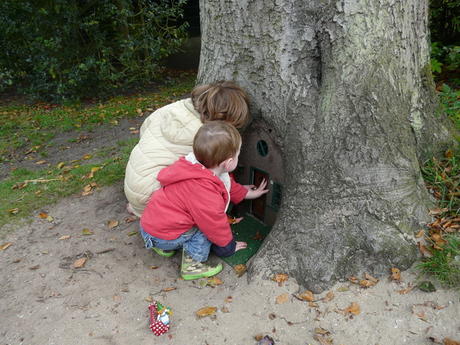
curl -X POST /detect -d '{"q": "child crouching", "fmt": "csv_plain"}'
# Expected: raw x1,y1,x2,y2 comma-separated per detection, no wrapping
139,121,268,280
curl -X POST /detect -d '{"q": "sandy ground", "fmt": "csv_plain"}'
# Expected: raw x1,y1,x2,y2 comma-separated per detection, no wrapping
1,184,460,345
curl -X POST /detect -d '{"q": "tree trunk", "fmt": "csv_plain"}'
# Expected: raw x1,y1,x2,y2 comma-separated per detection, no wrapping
198,0,456,292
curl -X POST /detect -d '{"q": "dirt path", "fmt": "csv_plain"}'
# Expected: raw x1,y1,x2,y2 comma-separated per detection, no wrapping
1,184,459,345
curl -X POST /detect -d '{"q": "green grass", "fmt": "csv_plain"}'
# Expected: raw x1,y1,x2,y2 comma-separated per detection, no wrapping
421,147,460,287
0,71,196,163
438,83,460,127
417,234,460,287
0,138,137,235
0,71,196,236
421,151,460,213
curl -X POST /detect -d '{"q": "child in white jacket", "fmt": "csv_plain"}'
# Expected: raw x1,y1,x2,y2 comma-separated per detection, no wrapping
124,81,250,217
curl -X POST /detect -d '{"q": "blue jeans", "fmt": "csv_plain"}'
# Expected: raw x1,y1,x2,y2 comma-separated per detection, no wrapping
140,226,211,262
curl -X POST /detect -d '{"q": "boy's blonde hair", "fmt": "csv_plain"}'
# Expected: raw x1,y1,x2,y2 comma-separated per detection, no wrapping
191,81,250,129
193,121,242,168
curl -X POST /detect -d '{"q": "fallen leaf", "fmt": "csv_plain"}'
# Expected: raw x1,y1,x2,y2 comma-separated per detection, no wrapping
125,216,137,223
150,265,159,269
348,276,359,284
82,154,92,160
444,338,460,345
364,273,379,283
322,291,335,302
8,208,19,214
309,301,319,308
429,207,449,215
298,290,315,302
344,302,361,315
207,276,223,287
314,334,334,345
221,306,230,313
35,160,47,165
268,313,277,320
418,242,433,257
73,257,87,268
0,242,13,250
127,231,138,236
415,229,425,238
397,284,414,294
431,233,447,247
225,296,233,303
195,306,217,318
273,273,289,286
12,182,28,190
359,279,377,288
82,228,94,235
162,287,177,292
445,149,454,159
29,265,40,270
107,220,119,229
315,327,331,335
234,264,247,277
391,267,401,281
255,334,264,341
82,184,93,196
415,310,427,321
145,296,153,302
56,162,65,169
39,212,49,219
275,293,289,304
88,166,101,178
59,235,71,240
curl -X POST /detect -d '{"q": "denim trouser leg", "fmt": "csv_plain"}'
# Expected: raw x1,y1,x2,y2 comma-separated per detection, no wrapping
140,226,211,262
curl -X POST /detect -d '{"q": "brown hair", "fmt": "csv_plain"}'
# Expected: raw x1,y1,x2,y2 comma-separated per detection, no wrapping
191,80,250,129
193,121,242,168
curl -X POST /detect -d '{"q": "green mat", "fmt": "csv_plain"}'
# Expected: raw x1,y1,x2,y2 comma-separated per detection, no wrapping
221,214,271,266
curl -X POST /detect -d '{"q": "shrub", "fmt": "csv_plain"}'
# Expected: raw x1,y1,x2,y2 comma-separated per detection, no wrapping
0,0,188,101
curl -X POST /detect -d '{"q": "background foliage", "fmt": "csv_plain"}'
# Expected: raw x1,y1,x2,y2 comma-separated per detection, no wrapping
0,0,188,101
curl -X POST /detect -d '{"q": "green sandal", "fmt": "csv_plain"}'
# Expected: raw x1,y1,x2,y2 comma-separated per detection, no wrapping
180,250,222,280
152,247,176,257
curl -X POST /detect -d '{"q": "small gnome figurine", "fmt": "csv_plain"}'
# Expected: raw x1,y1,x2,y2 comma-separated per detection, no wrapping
156,302,171,325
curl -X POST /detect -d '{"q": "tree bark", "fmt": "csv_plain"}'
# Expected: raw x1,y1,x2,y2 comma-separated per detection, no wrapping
198,0,456,292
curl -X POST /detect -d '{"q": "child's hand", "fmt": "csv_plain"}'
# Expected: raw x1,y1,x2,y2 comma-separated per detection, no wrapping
245,179,269,199
243,184,256,190
235,241,247,252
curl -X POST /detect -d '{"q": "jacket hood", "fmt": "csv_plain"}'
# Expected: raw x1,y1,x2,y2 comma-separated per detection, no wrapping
157,156,220,187
160,98,202,145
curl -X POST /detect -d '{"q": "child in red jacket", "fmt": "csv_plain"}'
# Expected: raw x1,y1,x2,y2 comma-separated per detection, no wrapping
140,121,268,280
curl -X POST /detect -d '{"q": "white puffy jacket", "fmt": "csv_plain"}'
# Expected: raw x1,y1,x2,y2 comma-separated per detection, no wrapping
124,98,202,216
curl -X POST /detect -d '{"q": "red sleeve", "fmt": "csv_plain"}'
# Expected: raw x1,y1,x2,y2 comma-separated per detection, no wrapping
229,176,248,204
182,181,233,247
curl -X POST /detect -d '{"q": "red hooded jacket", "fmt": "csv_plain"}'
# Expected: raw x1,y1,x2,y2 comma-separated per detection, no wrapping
140,157,248,247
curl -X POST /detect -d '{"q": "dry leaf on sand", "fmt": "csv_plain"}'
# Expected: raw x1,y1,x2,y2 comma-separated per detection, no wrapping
234,264,247,277
344,302,361,315
275,293,289,304
297,290,315,302
195,306,217,318
390,267,401,281
0,242,13,250
73,257,87,268
273,273,289,286
107,220,119,229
